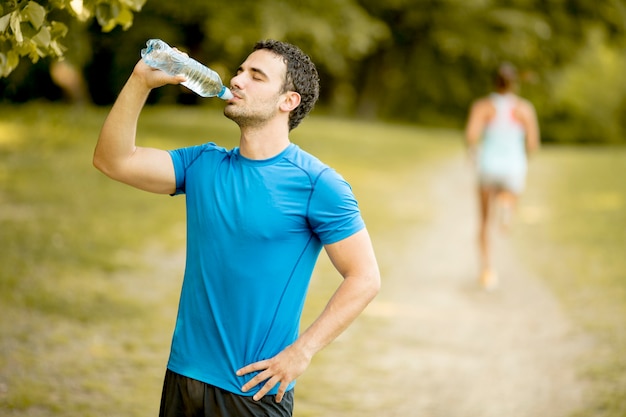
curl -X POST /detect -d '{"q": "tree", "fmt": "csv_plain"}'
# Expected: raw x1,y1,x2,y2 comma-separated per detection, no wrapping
66,0,390,106
0,0,146,77
3,0,626,143
354,0,626,135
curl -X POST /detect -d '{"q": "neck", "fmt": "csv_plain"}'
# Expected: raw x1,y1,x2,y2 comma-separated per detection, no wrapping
495,87,516,95
238,122,291,160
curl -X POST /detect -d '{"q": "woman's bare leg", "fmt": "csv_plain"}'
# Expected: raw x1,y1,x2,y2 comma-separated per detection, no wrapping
478,187,498,289
495,190,518,232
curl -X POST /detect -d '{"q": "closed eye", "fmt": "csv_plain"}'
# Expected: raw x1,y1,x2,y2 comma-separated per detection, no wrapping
250,67,267,81
235,65,268,80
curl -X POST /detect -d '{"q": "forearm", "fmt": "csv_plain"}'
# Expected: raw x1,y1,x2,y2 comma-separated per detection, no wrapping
465,126,483,166
465,100,487,155
294,272,380,360
526,121,541,155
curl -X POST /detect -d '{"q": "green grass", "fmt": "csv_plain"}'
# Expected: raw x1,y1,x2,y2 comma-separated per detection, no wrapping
1,103,625,416
516,146,626,417
0,104,189,417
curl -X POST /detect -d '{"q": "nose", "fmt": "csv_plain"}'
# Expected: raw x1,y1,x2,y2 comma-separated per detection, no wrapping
230,72,244,91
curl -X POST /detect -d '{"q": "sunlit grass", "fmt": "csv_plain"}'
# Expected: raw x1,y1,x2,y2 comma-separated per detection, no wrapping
0,104,188,417
517,146,626,417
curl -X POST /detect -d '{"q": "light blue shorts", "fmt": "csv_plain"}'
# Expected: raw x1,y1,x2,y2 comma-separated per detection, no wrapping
478,168,526,194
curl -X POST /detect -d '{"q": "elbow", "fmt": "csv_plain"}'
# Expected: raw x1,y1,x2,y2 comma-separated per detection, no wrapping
527,137,540,155
92,140,106,172
365,269,382,301
92,151,111,176
347,268,380,306
533,137,541,152
92,149,121,180
92,152,104,173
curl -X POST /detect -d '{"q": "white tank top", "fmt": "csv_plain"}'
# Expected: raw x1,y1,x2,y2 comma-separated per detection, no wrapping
479,93,527,174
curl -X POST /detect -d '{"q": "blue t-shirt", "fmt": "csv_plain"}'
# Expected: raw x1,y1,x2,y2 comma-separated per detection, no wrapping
166,142,364,396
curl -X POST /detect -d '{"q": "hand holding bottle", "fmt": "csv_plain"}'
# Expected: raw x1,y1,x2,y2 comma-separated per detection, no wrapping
140,39,233,100
132,59,187,92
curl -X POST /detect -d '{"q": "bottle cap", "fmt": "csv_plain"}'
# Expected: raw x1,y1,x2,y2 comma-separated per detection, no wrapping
219,87,234,100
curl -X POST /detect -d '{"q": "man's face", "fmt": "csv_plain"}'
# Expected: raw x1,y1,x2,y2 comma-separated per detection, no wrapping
224,49,288,128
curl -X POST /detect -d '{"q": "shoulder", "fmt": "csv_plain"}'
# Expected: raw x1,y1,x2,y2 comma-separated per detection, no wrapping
513,96,537,120
168,142,233,177
283,145,355,197
472,95,496,111
469,96,495,120
515,96,536,111
283,144,331,181
170,142,229,160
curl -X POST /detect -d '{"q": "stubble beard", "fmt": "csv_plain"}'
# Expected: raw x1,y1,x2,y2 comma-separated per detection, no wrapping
224,106,265,129
223,95,281,129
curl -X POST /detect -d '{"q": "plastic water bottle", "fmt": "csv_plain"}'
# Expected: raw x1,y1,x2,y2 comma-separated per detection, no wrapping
140,39,233,100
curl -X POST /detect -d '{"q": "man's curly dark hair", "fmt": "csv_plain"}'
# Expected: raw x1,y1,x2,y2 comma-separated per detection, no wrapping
254,40,320,131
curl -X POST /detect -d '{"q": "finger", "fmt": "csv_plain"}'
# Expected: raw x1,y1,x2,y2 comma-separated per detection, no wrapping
274,382,287,403
241,369,271,393
172,47,189,57
241,377,261,393
253,376,279,401
237,360,268,376
155,71,185,85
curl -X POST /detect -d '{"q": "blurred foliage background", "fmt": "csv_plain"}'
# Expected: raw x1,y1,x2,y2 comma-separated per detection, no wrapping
2,2,626,416
2,0,626,144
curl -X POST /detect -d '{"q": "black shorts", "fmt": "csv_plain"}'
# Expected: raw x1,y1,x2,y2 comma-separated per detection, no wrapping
159,369,294,417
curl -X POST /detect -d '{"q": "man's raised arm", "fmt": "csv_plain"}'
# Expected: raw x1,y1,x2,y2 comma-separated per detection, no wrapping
93,60,185,194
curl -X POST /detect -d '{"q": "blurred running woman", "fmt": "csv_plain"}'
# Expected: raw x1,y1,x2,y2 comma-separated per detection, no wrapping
464,63,540,290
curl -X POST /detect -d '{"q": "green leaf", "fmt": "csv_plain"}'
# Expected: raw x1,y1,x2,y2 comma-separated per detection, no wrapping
0,52,6,77
49,21,68,38
69,0,91,21
20,20,38,39
8,49,18,66
31,25,51,48
9,11,22,43
23,1,46,30
0,52,19,77
28,43,41,62
116,7,134,30
95,1,118,28
49,38,66,56
0,14,10,32
121,0,147,12
49,0,66,9
0,0,19,19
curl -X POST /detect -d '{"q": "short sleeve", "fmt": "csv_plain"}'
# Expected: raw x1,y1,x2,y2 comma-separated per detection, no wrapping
308,169,365,244
168,143,223,195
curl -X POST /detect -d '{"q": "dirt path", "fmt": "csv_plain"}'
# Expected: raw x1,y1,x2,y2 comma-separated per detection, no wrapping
297,153,590,416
